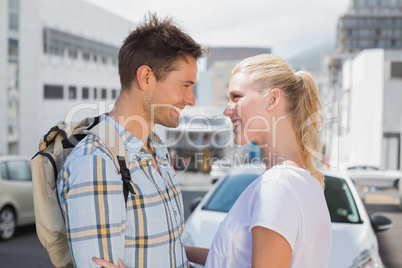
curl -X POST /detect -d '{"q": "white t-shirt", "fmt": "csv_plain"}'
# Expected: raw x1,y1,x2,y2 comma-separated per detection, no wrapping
204,164,332,268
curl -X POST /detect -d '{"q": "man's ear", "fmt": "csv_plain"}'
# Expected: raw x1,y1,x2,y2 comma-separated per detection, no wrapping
266,88,281,111
136,65,153,91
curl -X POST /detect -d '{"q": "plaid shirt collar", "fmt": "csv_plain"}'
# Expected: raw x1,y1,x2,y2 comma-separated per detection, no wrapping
102,114,168,160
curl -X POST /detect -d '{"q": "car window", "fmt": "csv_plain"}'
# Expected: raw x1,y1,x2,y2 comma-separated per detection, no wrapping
324,175,362,224
203,172,260,213
3,160,32,181
0,162,7,179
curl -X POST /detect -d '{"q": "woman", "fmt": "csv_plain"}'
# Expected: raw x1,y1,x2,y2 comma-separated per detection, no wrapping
93,54,332,268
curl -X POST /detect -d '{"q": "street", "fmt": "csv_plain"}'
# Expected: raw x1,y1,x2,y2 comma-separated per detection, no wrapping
0,172,401,267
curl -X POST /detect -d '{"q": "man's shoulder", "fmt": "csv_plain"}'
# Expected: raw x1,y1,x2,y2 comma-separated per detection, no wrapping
63,134,115,170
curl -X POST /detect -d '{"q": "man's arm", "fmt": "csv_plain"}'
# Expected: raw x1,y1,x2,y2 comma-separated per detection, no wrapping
59,154,126,267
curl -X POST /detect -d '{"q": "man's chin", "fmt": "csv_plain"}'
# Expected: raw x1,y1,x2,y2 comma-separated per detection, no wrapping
159,121,179,128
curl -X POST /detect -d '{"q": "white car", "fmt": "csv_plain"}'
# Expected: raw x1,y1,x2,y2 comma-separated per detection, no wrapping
183,167,392,268
344,165,400,189
0,155,35,240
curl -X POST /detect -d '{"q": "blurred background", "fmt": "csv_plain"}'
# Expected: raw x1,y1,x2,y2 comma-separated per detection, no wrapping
1,0,402,267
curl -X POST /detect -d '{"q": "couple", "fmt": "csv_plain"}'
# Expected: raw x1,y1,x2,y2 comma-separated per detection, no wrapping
58,13,331,268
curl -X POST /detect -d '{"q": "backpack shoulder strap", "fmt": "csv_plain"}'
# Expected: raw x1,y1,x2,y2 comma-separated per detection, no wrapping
87,120,135,204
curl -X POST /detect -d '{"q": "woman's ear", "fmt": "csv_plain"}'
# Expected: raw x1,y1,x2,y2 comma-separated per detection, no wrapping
136,65,153,92
266,88,281,111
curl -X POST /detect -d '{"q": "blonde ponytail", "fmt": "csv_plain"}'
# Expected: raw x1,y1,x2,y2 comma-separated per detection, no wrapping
294,71,324,188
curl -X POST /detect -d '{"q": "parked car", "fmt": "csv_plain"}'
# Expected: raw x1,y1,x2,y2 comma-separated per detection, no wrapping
0,155,35,240
344,165,400,189
184,167,392,268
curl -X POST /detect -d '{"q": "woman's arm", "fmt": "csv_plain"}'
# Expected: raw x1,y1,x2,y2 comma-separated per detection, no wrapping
184,246,209,265
251,226,292,268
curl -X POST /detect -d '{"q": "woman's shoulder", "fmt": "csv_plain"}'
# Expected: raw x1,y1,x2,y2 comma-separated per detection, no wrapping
260,164,322,193
262,164,308,181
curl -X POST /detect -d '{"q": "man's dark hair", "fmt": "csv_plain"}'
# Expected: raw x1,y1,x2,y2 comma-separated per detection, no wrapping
118,13,207,91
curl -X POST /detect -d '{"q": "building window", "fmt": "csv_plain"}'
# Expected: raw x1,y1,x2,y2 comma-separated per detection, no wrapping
93,88,97,99
8,126,13,136
8,12,19,31
101,88,107,99
68,86,77,99
8,39,18,57
42,27,120,65
82,87,89,99
68,49,77,59
44,84,63,99
8,0,19,10
102,56,108,64
83,52,90,61
111,89,117,99
48,46,64,57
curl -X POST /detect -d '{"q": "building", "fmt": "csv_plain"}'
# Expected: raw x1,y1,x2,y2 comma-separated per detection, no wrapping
337,0,402,53
0,0,134,156
1,1,270,170
163,106,231,172
186,47,271,168
203,47,272,107
322,0,402,168
341,48,402,169
206,47,272,69
210,59,242,107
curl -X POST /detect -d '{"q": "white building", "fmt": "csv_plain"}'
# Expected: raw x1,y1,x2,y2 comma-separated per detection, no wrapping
336,48,402,169
0,0,134,156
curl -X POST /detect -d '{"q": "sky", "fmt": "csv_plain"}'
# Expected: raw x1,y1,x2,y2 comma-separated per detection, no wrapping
84,0,350,60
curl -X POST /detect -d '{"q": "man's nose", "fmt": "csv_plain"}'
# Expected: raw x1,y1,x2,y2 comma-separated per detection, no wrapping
184,88,196,106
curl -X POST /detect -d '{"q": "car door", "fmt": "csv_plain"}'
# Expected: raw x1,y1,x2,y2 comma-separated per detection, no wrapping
2,160,34,225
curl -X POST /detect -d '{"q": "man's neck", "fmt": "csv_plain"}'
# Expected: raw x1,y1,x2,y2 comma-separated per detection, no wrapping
109,93,153,146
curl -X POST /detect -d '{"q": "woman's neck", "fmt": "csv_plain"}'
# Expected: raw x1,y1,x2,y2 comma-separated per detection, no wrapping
259,123,304,169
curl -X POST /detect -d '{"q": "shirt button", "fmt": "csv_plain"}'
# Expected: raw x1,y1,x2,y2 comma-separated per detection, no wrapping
175,210,177,215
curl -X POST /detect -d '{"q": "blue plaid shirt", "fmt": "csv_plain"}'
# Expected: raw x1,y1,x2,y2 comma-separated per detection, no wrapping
57,114,189,268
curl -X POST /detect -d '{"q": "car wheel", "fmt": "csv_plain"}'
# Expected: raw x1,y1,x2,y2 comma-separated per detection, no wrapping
0,207,17,240
394,179,399,189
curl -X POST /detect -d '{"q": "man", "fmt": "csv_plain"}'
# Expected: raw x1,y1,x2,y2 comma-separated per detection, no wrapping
57,13,206,267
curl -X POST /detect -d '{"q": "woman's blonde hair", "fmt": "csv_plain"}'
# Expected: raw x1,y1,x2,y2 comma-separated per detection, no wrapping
233,54,325,188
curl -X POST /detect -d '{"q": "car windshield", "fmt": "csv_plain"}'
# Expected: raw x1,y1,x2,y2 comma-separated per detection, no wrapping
324,175,362,224
202,171,362,223
203,172,261,213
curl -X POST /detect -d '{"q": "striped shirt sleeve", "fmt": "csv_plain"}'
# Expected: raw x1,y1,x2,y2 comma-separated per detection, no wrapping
59,154,126,267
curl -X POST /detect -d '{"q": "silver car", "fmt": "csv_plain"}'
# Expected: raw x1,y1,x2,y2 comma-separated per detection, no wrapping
0,155,35,240
345,165,400,189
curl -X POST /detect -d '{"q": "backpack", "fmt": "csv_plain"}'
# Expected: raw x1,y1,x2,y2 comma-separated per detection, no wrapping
31,116,135,268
